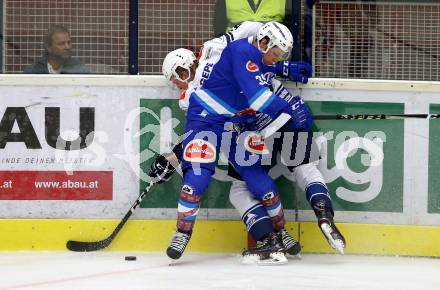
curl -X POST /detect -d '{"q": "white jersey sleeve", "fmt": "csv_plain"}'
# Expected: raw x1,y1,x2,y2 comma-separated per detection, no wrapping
227,21,263,43
177,21,264,112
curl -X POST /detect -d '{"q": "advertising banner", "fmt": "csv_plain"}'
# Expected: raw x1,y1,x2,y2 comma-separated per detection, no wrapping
0,170,112,200
305,101,404,213
428,104,440,213
0,76,439,226
139,100,406,214
0,80,170,218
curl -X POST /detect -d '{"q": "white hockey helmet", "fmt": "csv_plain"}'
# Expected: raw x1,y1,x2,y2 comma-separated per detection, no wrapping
257,22,293,60
162,48,196,83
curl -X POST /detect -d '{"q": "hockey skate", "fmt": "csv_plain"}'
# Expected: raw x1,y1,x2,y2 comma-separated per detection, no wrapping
242,233,287,265
167,230,191,260
316,208,346,255
278,228,301,256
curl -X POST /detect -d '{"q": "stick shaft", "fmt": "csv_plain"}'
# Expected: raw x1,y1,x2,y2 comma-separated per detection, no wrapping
66,181,154,252
314,114,440,120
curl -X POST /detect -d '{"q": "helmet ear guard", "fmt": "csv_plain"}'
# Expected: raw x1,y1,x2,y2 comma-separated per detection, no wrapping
257,22,293,59
162,48,196,83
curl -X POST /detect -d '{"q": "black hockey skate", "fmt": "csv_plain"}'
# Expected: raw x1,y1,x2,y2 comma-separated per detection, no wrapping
166,230,191,260
278,228,301,256
316,208,346,255
242,232,287,265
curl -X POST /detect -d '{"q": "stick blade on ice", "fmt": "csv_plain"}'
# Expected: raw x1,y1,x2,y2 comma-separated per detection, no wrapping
66,238,111,252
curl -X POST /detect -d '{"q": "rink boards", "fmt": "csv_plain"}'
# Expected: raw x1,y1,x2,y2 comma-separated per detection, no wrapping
1,75,440,256
2,219,440,256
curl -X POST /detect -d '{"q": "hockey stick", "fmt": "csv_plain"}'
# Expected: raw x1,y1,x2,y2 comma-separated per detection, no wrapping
66,181,155,252
261,113,440,139
314,114,440,120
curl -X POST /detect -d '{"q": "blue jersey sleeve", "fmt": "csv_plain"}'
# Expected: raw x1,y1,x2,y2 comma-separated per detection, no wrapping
232,47,290,118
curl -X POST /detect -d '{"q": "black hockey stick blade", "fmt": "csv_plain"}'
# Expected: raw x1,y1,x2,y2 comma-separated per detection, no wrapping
314,114,440,120
66,236,113,252
66,212,131,252
66,181,154,252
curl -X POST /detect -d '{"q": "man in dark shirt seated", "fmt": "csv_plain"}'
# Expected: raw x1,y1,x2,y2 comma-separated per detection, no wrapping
24,25,90,74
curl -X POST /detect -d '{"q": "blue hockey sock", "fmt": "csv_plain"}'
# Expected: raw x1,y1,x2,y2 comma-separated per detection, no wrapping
242,203,274,241
305,182,334,214
177,168,213,232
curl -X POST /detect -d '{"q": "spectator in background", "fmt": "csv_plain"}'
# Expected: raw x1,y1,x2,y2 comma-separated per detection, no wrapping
24,25,90,74
213,0,292,36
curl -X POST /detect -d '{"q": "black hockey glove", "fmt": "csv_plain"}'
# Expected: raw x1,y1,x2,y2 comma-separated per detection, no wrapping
148,154,176,184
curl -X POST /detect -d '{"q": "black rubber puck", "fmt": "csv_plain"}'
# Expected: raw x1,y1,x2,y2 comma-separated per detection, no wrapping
125,256,137,261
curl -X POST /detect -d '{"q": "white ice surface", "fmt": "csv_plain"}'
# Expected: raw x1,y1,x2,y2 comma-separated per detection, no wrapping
0,252,439,290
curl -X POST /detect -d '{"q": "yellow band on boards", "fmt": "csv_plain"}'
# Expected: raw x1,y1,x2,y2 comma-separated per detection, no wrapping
1,219,440,257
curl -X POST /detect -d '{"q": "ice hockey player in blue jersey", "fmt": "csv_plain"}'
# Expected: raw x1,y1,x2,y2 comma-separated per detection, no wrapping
203,22,344,256
160,22,309,264
163,21,314,261
161,22,345,261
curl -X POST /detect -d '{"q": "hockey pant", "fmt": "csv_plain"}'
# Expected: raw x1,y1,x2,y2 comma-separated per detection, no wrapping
177,120,285,233
261,124,320,169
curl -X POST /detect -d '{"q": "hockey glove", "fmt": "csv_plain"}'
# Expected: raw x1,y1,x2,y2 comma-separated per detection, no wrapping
229,109,257,134
282,96,313,130
275,61,313,84
148,154,176,184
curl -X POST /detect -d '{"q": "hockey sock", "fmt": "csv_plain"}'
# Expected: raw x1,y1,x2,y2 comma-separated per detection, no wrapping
261,192,285,231
242,203,274,241
305,182,334,215
177,168,212,232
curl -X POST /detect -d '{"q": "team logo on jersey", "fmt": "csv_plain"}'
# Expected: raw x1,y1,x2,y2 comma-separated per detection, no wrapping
243,132,269,155
246,60,259,72
262,191,275,201
181,184,194,195
183,139,216,163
